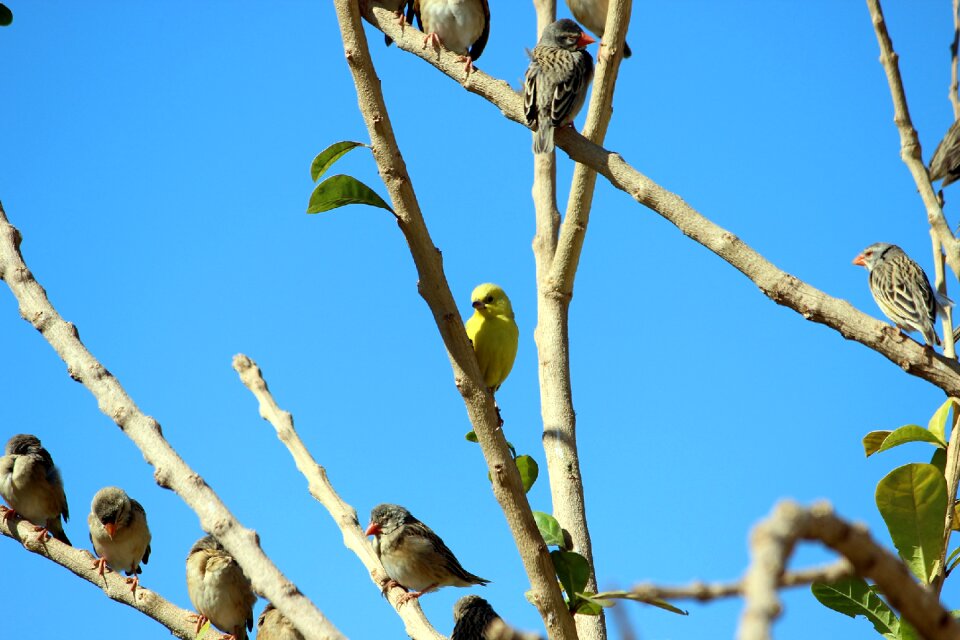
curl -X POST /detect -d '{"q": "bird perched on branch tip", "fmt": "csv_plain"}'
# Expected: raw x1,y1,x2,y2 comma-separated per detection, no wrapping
0,433,71,545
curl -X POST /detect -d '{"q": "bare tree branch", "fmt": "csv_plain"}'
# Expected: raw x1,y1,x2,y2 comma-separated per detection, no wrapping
866,0,960,278
951,0,960,120
231,354,444,640
739,501,960,640
935,402,960,595
532,0,556,38
331,3,577,638
0,512,196,640
0,202,345,640
362,6,960,397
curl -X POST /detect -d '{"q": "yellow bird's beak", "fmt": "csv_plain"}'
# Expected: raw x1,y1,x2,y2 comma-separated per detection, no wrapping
472,300,485,310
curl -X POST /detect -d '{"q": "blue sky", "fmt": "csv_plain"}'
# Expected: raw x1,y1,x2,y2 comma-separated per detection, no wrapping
1,2,957,639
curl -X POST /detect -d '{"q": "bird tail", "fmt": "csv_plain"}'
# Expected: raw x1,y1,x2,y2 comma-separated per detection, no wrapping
533,122,554,154
49,520,71,545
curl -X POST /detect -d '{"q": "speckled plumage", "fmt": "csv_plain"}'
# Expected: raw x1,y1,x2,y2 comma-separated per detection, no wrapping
186,535,257,640
853,242,951,346
0,434,70,545
257,603,305,640
524,19,595,154
930,119,960,188
452,595,501,640
366,504,488,604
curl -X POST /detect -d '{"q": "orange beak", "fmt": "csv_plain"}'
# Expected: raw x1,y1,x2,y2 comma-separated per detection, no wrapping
577,32,596,48
852,254,867,267
104,523,117,538
365,522,381,536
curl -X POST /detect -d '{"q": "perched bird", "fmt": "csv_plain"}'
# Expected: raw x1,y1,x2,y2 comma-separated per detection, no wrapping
524,19,596,154
361,0,414,47
88,486,151,593
929,119,960,188
565,0,632,58
257,603,305,640
852,242,952,346
186,535,257,640
465,283,519,393
452,595,501,640
412,0,490,73
0,433,70,544
366,503,489,605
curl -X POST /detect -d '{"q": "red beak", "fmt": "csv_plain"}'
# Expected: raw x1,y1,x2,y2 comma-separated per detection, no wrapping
104,523,117,538
365,522,381,536
577,32,596,48
852,254,866,267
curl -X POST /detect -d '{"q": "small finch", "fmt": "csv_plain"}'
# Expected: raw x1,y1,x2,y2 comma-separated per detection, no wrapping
412,0,490,73
186,535,257,640
929,119,960,188
852,242,952,346
452,595,501,640
524,18,596,154
565,0,632,58
0,434,71,545
366,503,489,606
256,603,305,640
88,486,152,594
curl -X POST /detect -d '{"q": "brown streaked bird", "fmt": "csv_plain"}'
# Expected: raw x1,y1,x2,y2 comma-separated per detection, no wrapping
524,19,596,154
0,434,71,545
257,603,305,640
930,119,960,188
565,0,632,58
412,0,490,73
186,535,257,640
88,486,152,594
366,503,489,605
452,595,501,640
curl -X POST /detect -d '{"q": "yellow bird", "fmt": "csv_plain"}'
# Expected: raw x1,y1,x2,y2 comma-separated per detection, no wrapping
465,283,519,392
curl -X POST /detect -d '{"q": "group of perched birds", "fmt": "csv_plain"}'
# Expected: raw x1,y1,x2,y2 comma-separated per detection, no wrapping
368,0,631,155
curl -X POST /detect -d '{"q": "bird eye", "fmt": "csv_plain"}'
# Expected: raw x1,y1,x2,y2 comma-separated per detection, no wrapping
484,295,494,303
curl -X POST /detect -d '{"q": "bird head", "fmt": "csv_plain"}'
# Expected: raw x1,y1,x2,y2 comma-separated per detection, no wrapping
91,486,131,538
852,242,894,271
542,18,595,51
365,503,413,537
5,434,43,456
470,283,515,319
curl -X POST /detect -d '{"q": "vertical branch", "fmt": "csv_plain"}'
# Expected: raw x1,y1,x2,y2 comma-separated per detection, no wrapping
866,0,960,278
951,0,960,119
931,230,956,359
532,0,556,38
935,405,960,594
332,4,577,638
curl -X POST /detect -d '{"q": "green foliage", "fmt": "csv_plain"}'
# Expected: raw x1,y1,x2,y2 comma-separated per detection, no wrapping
533,511,566,548
306,142,393,214
584,590,688,615
195,620,212,640
551,550,592,612
515,455,538,493
875,463,947,583
863,426,945,457
811,577,899,639
928,397,960,444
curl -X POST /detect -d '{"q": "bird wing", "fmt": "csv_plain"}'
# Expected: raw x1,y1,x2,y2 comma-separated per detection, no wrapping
550,52,593,127
930,119,960,185
468,0,491,61
523,61,540,129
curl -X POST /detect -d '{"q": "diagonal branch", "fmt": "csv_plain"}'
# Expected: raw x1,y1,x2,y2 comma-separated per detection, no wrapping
1,514,197,640
231,354,443,640
332,3,577,638
0,202,346,640
362,6,960,398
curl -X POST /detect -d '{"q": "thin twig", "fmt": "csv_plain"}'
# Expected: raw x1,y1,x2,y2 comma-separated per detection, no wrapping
362,6,960,397
0,203,345,640
951,0,960,120
231,354,443,640
935,401,960,595
866,0,960,278
738,501,960,640
332,3,577,638
532,0,556,38
0,513,196,640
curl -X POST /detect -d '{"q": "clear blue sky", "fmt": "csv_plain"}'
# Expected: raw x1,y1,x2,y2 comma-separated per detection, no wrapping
1,2,957,639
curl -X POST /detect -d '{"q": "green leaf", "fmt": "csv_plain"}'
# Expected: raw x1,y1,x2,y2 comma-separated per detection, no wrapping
551,550,591,601
948,546,960,574
516,455,538,493
533,511,566,548
465,430,478,442
865,426,945,457
811,577,899,638
307,175,393,214
876,463,948,583
931,448,948,476
954,502,960,532
310,141,366,182
864,431,893,457
928,398,960,444
0,4,11,26
195,620,212,640
571,596,603,615
898,619,921,640
586,590,688,615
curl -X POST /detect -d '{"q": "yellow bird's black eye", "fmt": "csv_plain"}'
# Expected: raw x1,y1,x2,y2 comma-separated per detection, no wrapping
484,295,494,303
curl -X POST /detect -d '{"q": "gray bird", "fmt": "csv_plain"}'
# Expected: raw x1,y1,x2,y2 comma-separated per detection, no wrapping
412,0,490,72
0,434,70,545
930,119,960,188
524,19,596,155
257,603,305,640
88,486,151,593
186,535,257,640
365,503,489,605
452,595,501,640
565,0,632,58
853,242,952,346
